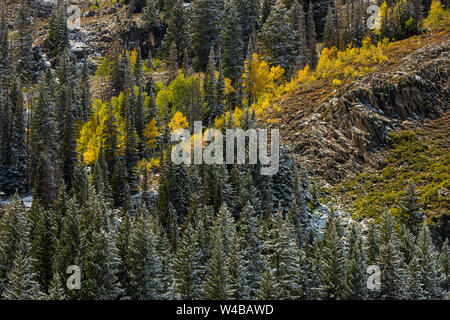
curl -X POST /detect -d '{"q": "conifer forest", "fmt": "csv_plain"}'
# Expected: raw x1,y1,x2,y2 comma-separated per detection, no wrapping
0,0,449,301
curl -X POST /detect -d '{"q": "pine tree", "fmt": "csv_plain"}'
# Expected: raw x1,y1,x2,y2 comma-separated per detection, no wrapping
142,0,162,34
13,3,35,84
265,207,301,299
128,214,165,299
306,1,318,67
438,238,450,294
30,206,56,294
221,0,243,85
228,233,249,299
102,101,120,178
173,223,203,299
259,3,298,70
48,0,68,56
379,214,406,300
3,241,43,300
399,182,425,234
165,0,190,66
0,193,28,295
406,254,425,299
271,147,294,215
202,225,235,299
323,5,337,49
256,258,277,299
367,220,380,265
47,270,66,300
261,0,275,26
80,228,123,299
168,42,178,82
235,0,261,57
190,0,223,70
345,223,367,299
78,58,92,123
238,201,264,298
0,78,28,196
0,0,11,92
415,224,441,298
321,211,347,300
54,197,80,298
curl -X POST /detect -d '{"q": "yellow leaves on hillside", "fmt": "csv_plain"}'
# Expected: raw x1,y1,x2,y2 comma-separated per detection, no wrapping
144,118,159,149
241,53,286,101
168,111,189,133
314,38,387,82
424,0,450,28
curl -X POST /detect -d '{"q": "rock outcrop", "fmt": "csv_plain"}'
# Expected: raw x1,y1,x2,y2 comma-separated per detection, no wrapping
282,39,449,183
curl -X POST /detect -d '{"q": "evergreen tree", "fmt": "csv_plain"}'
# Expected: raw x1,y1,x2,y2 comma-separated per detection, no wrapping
3,240,43,300
78,58,92,123
265,208,301,299
47,269,66,300
321,211,347,300
438,238,450,294
306,1,318,67
81,228,123,299
0,78,28,196
165,0,190,65
379,214,406,300
0,193,28,295
202,224,235,299
48,0,68,56
256,259,277,299
415,224,441,298
142,0,162,35
168,42,178,82
30,206,56,294
228,232,249,299
399,182,425,234
346,223,367,299
13,3,35,84
221,0,243,85
190,0,223,70
128,214,165,299
173,223,203,299
235,0,261,57
238,201,264,298
259,3,298,71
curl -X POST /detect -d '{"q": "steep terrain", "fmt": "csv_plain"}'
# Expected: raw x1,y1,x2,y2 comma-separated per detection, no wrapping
276,29,449,184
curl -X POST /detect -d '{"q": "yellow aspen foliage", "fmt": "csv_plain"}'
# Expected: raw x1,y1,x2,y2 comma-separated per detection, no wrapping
424,0,450,28
241,53,286,101
144,118,159,149
168,111,189,133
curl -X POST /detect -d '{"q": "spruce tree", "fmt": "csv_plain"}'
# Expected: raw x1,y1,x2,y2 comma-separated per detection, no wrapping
173,223,203,299
165,0,190,66
399,182,425,234
190,0,223,70
238,201,264,298
221,0,243,85
0,193,28,295
306,1,318,67
202,225,235,300
128,214,165,299
259,3,298,70
415,224,441,298
438,238,450,294
321,211,347,300
3,241,43,300
13,3,35,84
379,214,406,300
345,223,367,299
265,207,301,299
